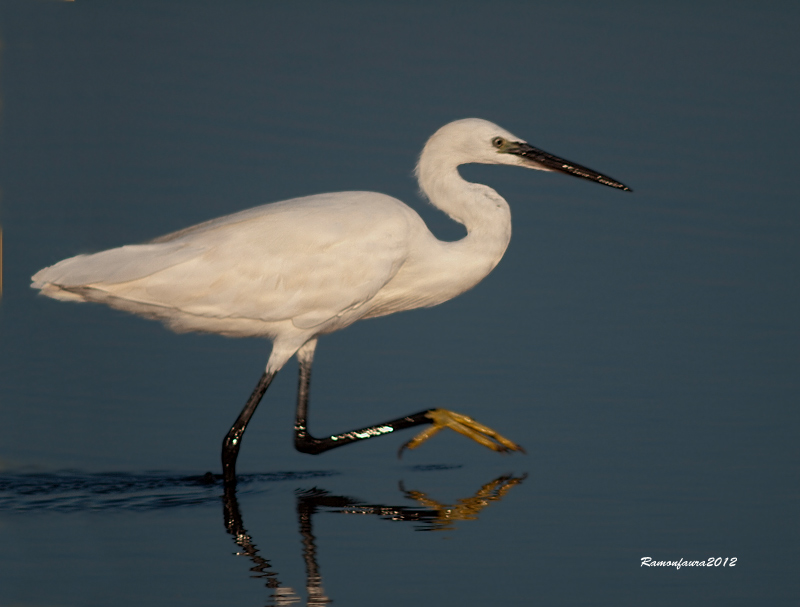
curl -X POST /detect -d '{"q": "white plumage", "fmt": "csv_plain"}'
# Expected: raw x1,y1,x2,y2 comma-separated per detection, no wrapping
32,118,629,478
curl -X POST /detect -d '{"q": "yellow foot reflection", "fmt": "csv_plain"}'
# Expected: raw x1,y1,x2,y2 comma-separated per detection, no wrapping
401,474,527,530
400,408,525,455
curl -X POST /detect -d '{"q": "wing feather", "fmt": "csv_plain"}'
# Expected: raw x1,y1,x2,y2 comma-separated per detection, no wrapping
33,192,416,331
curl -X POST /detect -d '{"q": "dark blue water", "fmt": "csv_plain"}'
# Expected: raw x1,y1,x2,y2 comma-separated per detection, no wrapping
1,1,798,605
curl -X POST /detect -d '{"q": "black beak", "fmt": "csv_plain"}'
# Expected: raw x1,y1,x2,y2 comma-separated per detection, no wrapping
510,142,631,192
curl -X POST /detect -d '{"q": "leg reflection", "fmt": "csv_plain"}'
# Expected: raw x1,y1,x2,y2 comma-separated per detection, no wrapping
223,482,303,605
221,473,526,605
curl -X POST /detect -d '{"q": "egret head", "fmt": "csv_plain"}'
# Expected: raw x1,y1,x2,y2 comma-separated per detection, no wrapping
420,118,631,192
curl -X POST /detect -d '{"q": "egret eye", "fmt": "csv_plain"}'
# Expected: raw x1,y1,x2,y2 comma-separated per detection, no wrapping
492,137,505,149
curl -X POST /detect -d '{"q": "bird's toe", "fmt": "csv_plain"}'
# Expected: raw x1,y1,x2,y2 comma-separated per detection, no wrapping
400,408,524,455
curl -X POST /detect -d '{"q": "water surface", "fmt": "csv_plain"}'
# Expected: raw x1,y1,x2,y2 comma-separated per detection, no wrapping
1,2,798,605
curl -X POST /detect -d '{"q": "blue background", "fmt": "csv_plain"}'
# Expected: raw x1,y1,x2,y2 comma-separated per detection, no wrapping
1,1,798,605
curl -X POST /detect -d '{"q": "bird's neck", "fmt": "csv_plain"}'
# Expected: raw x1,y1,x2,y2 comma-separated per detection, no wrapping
418,161,512,289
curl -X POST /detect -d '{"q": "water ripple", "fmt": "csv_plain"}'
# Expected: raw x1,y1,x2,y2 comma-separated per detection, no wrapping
0,470,339,513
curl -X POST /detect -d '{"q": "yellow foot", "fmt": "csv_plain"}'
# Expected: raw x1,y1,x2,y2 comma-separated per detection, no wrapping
400,408,525,456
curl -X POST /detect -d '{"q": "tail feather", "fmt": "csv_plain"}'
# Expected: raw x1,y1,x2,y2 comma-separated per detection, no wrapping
32,243,205,298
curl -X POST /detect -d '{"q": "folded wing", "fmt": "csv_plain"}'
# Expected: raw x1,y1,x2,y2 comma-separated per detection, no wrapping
32,192,415,332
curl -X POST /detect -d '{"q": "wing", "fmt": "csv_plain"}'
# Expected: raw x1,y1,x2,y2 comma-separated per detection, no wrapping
33,192,418,330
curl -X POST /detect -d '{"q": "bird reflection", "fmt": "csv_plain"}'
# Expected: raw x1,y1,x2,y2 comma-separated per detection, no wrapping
222,473,526,605
398,474,526,531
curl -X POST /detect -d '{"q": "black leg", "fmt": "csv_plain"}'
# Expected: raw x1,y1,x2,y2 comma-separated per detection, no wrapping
223,346,522,484
222,370,276,485
293,354,433,455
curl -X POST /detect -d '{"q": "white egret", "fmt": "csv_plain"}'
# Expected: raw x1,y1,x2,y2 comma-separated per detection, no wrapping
32,118,630,483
